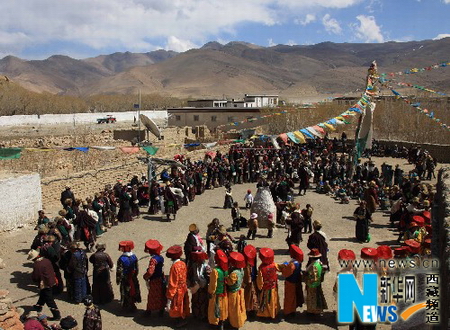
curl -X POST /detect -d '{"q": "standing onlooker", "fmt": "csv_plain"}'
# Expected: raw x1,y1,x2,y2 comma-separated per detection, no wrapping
246,213,258,240
301,204,314,234
29,249,61,321
304,248,328,315
231,202,241,232
60,186,75,207
353,201,372,243
82,295,102,330
184,224,204,265
188,251,210,320
307,220,330,275
267,213,275,238
223,186,233,209
206,218,220,256
116,241,141,312
165,245,190,328
89,243,114,305
68,241,89,304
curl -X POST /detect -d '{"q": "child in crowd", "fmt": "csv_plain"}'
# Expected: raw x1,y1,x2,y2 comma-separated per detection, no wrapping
244,189,254,209
223,186,233,209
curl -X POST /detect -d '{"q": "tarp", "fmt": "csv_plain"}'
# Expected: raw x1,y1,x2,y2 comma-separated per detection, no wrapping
0,148,22,159
278,133,288,144
286,132,300,144
293,131,306,144
63,147,89,153
142,146,159,155
305,127,323,138
119,146,141,154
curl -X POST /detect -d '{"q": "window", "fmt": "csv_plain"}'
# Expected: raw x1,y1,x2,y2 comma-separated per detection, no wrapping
211,115,217,122
193,115,199,122
175,115,181,121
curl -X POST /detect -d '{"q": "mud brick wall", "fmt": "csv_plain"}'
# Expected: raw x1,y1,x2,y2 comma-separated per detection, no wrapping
434,166,450,329
41,160,147,211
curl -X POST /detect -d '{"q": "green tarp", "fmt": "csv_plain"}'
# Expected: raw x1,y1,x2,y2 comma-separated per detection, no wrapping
0,148,22,159
142,146,159,155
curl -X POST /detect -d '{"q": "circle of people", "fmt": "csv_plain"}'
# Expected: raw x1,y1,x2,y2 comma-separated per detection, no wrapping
26,136,437,330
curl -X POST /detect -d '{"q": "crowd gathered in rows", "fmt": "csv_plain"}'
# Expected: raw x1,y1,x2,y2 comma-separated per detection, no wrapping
25,136,437,330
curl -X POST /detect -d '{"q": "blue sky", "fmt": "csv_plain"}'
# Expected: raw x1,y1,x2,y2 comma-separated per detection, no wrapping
1,0,449,60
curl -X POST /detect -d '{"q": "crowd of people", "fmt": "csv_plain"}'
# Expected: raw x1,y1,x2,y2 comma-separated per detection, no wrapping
24,136,438,329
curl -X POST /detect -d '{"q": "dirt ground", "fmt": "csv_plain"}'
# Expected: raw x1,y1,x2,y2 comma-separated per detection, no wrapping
0,156,445,330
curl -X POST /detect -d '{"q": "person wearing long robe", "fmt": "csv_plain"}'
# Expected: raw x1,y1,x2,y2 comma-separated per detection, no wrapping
353,201,372,243
280,245,304,317
165,245,190,327
143,240,167,316
89,243,114,305
68,242,89,304
243,245,259,315
117,187,133,223
164,182,179,220
73,203,97,251
256,248,281,319
208,250,229,329
148,181,161,215
116,241,141,312
304,248,328,315
188,251,210,320
306,220,330,274
226,252,247,329
364,182,379,214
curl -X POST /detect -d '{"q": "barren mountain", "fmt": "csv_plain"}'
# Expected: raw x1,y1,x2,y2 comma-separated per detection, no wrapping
1,38,449,100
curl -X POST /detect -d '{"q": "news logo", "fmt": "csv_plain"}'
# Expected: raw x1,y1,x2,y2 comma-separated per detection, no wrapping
337,265,440,325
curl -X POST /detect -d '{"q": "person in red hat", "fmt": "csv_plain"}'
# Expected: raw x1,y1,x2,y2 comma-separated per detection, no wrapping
304,248,328,315
393,246,411,259
226,252,247,329
116,240,141,312
279,245,304,318
403,221,421,242
143,239,166,316
165,245,190,327
256,247,281,319
188,251,210,320
360,247,378,273
404,239,421,255
208,249,229,329
306,220,329,276
242,245,259,315
333,249,356,316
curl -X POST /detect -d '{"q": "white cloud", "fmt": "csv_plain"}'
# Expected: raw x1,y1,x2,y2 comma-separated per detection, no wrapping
165,36,197,52
0,0,369,58
353,15,384,42
287,40,297,46
295,14,316,26
268,38,276,47
433,33,450,40
322,14,342,34
444,0,450,4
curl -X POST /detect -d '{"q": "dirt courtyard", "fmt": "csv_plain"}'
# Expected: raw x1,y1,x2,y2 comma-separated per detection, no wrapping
0,157,443,330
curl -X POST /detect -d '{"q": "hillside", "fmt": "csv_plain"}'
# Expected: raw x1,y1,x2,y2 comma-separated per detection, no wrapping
1,38,449,100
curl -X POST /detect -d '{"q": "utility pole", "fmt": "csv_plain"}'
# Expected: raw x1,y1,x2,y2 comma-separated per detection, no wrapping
138,89,141,145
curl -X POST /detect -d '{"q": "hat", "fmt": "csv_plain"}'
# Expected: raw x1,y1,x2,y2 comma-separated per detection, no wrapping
58,209,67,217
250,213,258,219
247,189,251,193
60,315,78,330
118,240,134,252
267,213,274,219
95,242,106,250
289,245,304,262
166,245,183,259
422,200,430,207
27,249,40,261
259,248,274,264
412,215,425,227
229,252,246,268
37,313,48,321
243,245,257,267
308,248,322,258
83,295,93,306
190,251,208,262
38,226,49,235
423,238,431,248
422,211,431,222
26,311,39,319
404,239,420,254
394,246,411,257
214,249,228,271
412,197,420,204
337,249,356,261
408,221,419,229
361,247,378,260
189,223,198,232
376,245,393,260
145,239,163,255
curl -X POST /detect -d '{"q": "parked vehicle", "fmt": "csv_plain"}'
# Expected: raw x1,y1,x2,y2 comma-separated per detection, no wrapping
96,115,117,124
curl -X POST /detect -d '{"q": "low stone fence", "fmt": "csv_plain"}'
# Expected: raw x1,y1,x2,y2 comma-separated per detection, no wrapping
434,167,450,329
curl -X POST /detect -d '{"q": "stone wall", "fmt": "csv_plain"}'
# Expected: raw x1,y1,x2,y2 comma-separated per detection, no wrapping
0,172,42,231
434,167,450,329
376,140,450,163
